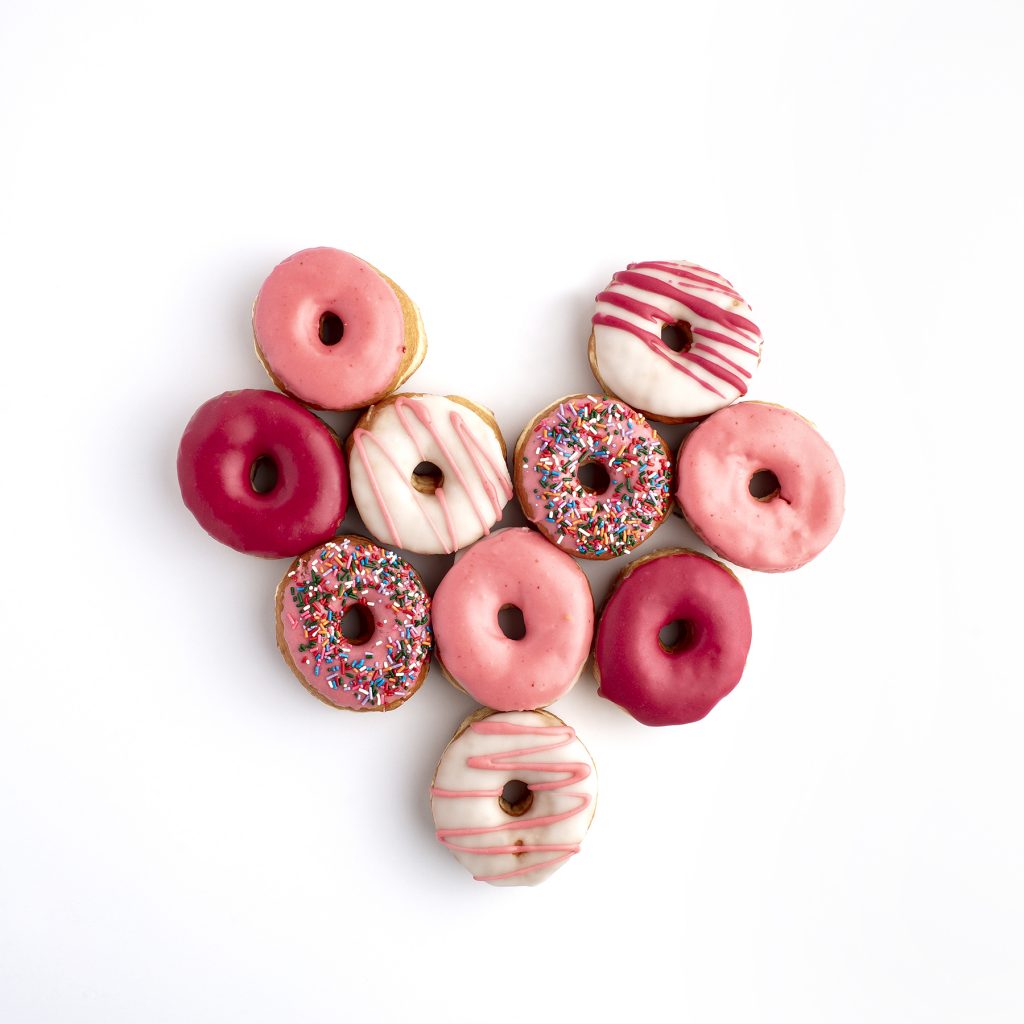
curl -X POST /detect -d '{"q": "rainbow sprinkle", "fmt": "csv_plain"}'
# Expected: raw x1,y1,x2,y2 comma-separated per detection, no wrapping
284,538,432,707
523,396,672,558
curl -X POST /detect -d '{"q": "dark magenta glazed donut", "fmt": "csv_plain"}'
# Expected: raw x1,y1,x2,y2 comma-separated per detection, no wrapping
177,389,349,558
594,548,752,726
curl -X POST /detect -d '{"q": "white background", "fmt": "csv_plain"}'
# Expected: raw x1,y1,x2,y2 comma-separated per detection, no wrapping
2,1,1022,1021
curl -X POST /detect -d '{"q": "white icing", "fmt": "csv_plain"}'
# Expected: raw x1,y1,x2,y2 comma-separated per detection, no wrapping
349,394,512,555
431,710,598,887
592,260,762,419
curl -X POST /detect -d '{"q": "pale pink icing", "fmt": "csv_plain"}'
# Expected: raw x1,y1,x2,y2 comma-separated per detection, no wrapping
432,529,594,710
253,247,406,410
676,402,845,572
431,716,596,884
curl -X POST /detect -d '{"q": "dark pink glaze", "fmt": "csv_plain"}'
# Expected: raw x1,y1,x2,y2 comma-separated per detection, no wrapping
594,551,752,726
177,390,349,558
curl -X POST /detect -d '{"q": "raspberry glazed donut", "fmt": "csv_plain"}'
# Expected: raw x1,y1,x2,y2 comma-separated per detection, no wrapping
347,393,513,556
253,247,427,411
177,389,348,558
594,549,752,726
589,260,763,422
514,394,673,560
275,535,431,711
676,401,845,572
432,528,594,710
430,708,598,886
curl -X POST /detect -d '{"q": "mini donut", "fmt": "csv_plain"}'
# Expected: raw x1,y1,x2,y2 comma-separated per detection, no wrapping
430,708,598,886
347,393,513,556
432,528,594,710
594,548,752,726
177,389,348,558
275,535,431,711
253,247,427,411
514,394,673,560
589,260,763,422
676,401,845,572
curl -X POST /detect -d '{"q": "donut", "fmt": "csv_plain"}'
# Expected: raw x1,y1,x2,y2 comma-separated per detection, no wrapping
589,260,762,422
514,394,673,560
177,389,348,558
275,535,431,711
430,708,598,886
347,393,513,556
594,548,752,726
432,528,594,710
253,247,426,411
676,401,844,572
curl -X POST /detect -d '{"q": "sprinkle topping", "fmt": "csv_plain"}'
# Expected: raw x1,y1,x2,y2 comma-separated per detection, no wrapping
283,538,432,707
521,396,672,558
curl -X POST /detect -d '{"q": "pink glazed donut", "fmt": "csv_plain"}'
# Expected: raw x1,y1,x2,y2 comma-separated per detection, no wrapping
177,389,349,558
594,549,752,726
432,529,594,710
253,247,427,411
676,401,845,572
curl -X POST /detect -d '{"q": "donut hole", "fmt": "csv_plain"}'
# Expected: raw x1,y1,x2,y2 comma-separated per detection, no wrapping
498,779,534,817
411,461,444,494
318,311,345,346
749,469,781,502
661,320,694,353
658,618,697,654
497,604,527,641
576,459,611,495
249,455,279,494
339,603,375,645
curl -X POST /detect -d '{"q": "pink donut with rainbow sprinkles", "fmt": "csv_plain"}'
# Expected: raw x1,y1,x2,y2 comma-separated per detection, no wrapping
589,260,763,422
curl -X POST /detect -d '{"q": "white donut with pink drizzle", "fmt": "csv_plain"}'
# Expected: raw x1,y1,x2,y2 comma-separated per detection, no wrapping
431,709,598,886
589,260,763,422
347,393,513,556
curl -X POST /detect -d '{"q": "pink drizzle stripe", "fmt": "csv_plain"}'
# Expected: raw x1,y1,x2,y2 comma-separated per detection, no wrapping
691,326,760,357
354,398,512,555
691,342,752,378
594,289,671,324
627,261,742,300
592,313,726,398
612,270,762,339
431,720,593,883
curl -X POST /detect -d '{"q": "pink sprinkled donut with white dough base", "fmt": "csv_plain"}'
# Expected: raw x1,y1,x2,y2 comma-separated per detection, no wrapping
431,708,598,886
275,535,432,711
347,393,513,556
253,247,427,411
432,529,594,710
514,394,673,560
589,260,763,422
676,401,845,572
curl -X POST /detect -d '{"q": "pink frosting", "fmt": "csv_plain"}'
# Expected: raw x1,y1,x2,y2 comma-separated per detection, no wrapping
432,529,594,710
676,402,845,572
253,247,407,410
177,389,348,558
278,537,431,711
594,551,752,726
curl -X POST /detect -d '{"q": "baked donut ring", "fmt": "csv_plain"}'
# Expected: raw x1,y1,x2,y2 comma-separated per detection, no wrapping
347,393,512,555
430,708,598,886
676,401,844,571
253,247,426,411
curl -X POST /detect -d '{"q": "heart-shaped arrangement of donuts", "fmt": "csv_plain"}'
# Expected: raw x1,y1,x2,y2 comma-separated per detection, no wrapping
178,248,845,887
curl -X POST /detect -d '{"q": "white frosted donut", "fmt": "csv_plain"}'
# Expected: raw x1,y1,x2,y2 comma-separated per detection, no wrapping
589,260,763,421
347,393,513,555
430,709,598,886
